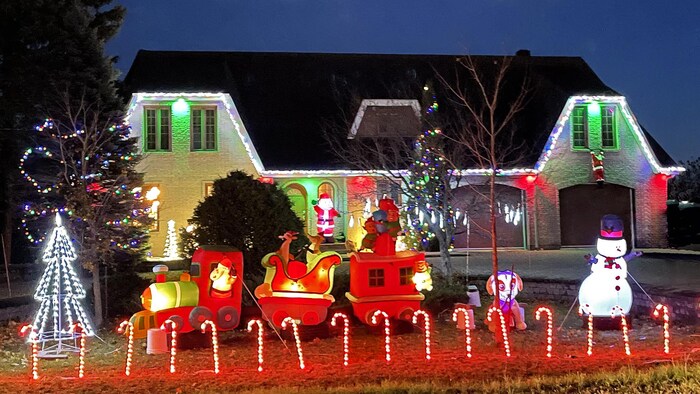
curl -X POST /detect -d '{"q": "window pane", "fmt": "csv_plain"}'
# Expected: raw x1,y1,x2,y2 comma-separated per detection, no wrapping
160,109,170,150
192,109,202,150
572,106,587,148
205,109,216,150
146,109,156,150
318,182,334,200
601,106,615,148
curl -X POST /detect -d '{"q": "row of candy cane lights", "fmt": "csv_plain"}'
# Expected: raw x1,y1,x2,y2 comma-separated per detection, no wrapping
20,304,671,379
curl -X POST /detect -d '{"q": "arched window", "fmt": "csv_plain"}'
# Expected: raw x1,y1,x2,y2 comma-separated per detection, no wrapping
318,182,334,200
284,184,308,223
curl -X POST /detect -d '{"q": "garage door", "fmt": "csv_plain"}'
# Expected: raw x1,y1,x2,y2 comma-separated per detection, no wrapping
451,184,525,248
559,184,634,247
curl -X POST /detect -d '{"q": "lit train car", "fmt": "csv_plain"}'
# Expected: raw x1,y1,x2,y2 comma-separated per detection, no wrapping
129,245,243,338
345,250,426,325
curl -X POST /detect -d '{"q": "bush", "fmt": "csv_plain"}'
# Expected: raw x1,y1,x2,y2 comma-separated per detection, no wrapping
180,171,308,279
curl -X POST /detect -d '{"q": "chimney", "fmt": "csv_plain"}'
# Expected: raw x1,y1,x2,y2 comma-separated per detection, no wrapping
515,49,531,57
153,264,169,283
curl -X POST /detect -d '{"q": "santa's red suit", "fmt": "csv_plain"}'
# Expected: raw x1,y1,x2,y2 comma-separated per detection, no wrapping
314,193,339,238
590,150,605,184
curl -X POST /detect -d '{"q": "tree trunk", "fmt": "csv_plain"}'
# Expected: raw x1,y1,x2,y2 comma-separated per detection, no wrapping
490,172,499,303
439,240,453,278
91,262,103,327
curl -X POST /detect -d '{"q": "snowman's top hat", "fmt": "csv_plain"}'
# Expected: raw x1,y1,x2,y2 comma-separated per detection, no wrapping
600,214,624,240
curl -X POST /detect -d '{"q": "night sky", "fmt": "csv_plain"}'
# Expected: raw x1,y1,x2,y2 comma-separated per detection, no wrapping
107,0,700,162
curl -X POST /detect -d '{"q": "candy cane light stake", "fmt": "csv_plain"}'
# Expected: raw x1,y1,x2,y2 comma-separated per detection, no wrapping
611,306,631,356
579,304,594,356
452,308,472,358
653,304,670,354
331,312,350,366
117,320,135,376
20,325,39,380
281,317,305,370
200,320,220,374
247,319,265,372
371,310,391,362
412,310,431,361
161,319,178,373
487,307,511,357
535,307,553,358
69,323,86,378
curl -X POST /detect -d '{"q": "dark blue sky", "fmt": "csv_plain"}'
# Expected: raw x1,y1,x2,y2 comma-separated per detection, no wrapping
107,0,700,161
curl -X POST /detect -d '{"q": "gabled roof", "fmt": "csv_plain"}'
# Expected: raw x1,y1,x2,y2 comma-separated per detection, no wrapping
122,50,677,170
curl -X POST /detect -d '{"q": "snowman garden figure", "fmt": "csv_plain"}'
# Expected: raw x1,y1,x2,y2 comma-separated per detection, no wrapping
578,214,642,318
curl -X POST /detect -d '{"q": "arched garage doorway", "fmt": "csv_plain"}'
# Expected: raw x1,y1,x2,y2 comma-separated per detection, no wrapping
452,184,526,248
559,184,634,247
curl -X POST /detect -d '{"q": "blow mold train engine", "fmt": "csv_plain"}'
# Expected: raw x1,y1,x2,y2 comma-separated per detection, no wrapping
130,197,432,335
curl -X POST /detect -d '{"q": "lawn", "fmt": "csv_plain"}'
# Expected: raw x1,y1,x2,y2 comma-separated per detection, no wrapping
0,303,698,393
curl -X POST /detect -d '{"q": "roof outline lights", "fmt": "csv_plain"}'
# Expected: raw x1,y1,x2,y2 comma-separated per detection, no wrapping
347,99,422,139
125,93,265,174
534,96,684,176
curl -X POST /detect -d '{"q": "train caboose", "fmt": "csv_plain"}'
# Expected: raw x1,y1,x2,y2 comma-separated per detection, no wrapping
129,245,243,338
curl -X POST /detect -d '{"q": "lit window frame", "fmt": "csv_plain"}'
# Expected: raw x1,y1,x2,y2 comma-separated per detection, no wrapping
144,106,172,152
190,106,218,151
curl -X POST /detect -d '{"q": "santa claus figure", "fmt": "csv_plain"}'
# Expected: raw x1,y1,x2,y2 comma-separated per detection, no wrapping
210,257,237,298
314,193,340,243
590,150,605,185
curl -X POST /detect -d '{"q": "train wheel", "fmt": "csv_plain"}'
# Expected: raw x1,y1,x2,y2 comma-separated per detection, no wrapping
166,315,185,331
217,306,239,330
397,307,414,322
189,306,214,329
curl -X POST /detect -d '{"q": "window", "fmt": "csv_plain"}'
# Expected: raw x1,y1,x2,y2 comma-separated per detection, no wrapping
571,106,587,149
318,182,334,200
143,184,161,231
144,107,171,151
204,182,215,197
190,263,201,277
368,268,385,287
191,107,217,151
399,267,414,286
601,106,617,148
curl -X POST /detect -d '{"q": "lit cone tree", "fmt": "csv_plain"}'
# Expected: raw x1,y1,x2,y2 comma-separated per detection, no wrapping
30,213,94,357
162,219,179,260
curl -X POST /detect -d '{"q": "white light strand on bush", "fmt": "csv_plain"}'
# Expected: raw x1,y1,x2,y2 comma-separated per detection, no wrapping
118,320,135,376
412,310,431,361
331,313,350,367
281,317,305,370
31,214,94,343
247,319,265,372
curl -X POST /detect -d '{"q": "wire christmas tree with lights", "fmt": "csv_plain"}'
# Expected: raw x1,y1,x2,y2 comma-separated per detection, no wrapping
30,213,94,357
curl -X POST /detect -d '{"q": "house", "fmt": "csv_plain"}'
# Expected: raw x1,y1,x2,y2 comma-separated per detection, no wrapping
122,50,683,256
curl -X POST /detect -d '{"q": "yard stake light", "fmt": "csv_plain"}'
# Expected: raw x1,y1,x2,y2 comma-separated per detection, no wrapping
117,320,135,376
200,320,220,374
69,323,86,378
161,319,178,373
281,317,305,370
412,310,431,361
535,307,553,358
579,305,594,356
331,312,350,366
20,325,39,380
487,307,511,357
611,306,631,356
247,319,265,372
452,308,472,358
371,310,391,362
653,304,670,354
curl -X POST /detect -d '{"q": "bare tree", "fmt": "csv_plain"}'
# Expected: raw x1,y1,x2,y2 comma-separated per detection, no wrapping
436,56,530,302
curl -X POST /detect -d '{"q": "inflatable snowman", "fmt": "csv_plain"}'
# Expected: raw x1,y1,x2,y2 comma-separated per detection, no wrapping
578,215,641,317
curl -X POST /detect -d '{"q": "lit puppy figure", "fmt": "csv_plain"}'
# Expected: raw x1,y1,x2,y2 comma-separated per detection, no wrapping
486,270,526,330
